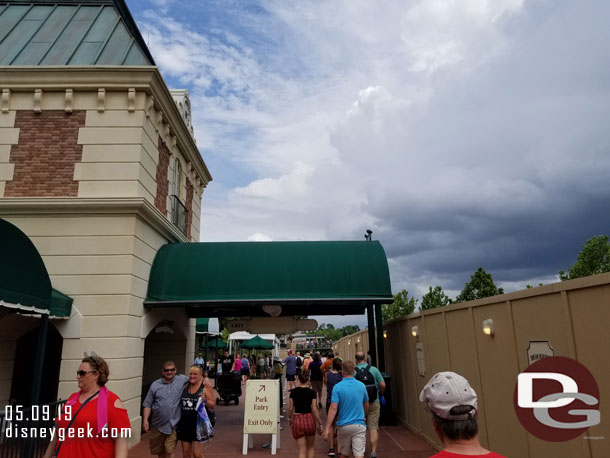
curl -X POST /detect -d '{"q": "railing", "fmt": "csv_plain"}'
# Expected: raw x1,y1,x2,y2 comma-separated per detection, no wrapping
0,399,66,458
295,342,333,352
170,194,188,235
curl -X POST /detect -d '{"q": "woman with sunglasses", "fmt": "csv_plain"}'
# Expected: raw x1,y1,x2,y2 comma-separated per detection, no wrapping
43,353,130,458
176,365,216,458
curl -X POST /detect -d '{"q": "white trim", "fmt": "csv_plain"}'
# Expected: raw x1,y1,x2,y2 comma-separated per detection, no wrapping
0,299,49,315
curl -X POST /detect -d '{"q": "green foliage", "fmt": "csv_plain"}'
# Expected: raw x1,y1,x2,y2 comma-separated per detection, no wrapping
455,267,504,303
382,289,417,321
559,235,610,281
221,328,230,342
420,286,452,310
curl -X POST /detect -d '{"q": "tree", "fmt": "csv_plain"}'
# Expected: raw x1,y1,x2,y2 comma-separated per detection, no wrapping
559,235,610,280
381,289,417,321
341,325,360,337
455,267,504,303
420,286,452,310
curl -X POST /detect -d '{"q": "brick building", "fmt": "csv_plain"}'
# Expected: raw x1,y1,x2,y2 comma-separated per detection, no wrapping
0,0,211,444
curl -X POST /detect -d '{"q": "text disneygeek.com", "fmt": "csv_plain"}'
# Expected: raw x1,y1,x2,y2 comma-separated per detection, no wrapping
3,425,131,441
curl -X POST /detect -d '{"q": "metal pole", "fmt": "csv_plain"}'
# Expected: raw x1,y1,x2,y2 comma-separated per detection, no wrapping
204,333,209,371
374,303,385,372
22,313,49,458
366,304,377,367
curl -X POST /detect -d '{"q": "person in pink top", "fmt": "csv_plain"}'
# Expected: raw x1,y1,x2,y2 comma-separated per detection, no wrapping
419,372,506,458
234,353,242,372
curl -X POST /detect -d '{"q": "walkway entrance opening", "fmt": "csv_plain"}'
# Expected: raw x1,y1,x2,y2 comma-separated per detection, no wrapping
11,323,63,405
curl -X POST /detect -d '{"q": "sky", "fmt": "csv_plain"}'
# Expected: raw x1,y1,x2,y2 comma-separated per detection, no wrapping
127,0,610,329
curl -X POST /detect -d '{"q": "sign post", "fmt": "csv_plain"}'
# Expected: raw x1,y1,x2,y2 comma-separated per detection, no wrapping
242,379,280,455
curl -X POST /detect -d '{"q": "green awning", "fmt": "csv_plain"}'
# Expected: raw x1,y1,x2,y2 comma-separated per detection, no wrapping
196,318,210,333
204,337,227,349
50,288,73,318
0,218,52,314
0,218,73,317
145,241,393,317
240,335,274,350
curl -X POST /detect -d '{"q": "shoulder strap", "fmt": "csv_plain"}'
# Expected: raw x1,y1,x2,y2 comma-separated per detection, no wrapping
54,390,99,457
366,364,372,372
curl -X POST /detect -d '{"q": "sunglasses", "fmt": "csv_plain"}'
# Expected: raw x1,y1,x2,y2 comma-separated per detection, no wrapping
76,370,97,377
163,368,176,372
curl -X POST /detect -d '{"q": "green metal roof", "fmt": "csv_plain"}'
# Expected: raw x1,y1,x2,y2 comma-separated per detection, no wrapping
145,241,393,317
0,0,154,65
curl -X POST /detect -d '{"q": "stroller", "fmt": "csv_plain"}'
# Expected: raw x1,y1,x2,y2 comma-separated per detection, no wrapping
216,370,242,405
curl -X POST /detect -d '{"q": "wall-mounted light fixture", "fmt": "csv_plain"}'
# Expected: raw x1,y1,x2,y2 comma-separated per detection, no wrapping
155,320,174,335
357,338,360,343
482,318,494,336
262,305,282,316
411,325,419,338
347,340,351,345
383,330,387,339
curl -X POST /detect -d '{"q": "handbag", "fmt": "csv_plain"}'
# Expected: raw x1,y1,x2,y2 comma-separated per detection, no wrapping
196,399,214,442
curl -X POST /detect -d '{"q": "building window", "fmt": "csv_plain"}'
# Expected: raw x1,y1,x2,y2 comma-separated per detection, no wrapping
171,158,188,235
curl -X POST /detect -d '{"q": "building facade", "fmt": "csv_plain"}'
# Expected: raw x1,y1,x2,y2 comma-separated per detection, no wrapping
0,0,211,444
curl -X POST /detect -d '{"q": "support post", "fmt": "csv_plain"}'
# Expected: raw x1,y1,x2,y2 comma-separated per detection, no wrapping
367,304,377,367
374,303,385,372
23,314,49,458
204,333,209,371
30,313,48,405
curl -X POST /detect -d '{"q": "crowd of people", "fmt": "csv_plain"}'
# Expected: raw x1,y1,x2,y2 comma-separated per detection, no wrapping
43,348,505,458
193,350,281,381
283,349,385,458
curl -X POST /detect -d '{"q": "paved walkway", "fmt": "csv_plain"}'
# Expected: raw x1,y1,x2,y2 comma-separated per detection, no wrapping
129,383,437,458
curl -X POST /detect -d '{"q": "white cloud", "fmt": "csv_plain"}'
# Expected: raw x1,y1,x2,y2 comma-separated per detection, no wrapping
132,0,610,305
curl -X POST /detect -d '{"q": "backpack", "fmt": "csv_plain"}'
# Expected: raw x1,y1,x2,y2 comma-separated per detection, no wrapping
296,356,303,368
355,364,378,402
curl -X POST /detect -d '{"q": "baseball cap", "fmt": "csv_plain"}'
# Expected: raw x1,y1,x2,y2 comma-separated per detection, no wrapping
419,371,478,420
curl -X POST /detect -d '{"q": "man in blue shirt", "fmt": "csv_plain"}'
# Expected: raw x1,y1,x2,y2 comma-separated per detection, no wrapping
355,351,386,458
142,361,188,458
283,349,297,390
324,360,369,458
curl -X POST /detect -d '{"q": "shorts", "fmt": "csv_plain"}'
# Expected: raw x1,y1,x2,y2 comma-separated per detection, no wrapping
148,427,178,455
367,401,380,430
291,413,316,439
241,368,250,375
311,380,323,394
337,424,366,457
286,373,296,381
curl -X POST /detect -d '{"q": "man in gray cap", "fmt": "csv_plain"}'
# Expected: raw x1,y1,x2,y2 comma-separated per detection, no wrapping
419,371,506,458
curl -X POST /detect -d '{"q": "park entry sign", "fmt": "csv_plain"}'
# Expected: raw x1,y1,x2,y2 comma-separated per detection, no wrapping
242,379,280,455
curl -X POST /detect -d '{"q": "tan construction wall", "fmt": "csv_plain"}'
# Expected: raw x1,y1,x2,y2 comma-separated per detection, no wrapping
335,273,610,458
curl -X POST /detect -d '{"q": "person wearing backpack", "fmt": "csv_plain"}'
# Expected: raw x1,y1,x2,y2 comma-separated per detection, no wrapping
355,352,386,458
